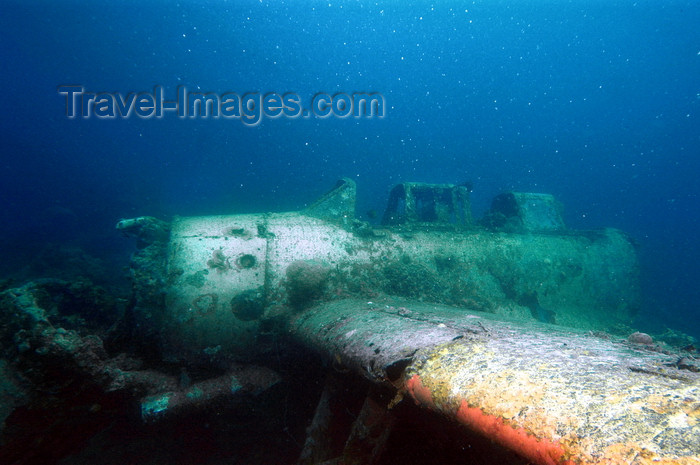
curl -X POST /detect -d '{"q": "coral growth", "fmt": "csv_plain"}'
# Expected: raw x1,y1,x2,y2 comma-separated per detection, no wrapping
286,260,329,307
207,248,231,271
628,331,653,345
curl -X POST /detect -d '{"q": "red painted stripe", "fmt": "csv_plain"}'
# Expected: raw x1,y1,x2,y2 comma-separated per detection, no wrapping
406,374,573,465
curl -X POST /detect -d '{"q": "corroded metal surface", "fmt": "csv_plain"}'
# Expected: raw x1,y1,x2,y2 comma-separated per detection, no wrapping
118,180,641,365
162,215,639,362
291,298,699,464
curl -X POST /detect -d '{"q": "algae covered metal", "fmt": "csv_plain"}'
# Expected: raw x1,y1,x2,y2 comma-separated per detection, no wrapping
114,179,699,464
118,178,640,364
290,298,700,465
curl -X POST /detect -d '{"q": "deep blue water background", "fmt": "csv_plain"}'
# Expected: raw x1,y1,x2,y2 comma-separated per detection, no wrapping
1,0,698,338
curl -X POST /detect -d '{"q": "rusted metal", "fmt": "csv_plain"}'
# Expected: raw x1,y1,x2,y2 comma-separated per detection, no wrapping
290,298,700,464
113,179,692,462
117,180,641,367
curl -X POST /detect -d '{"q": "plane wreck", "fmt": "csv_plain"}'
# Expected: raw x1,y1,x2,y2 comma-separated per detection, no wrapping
107,178,698,464
4,178,694,463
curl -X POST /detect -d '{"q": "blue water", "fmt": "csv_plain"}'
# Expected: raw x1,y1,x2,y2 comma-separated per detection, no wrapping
1,0,698,338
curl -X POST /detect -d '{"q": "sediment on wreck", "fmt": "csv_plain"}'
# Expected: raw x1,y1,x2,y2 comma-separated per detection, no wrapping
290,298,700,465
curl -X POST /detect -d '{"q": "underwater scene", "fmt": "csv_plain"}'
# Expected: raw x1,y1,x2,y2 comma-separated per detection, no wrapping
1,0,699,464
